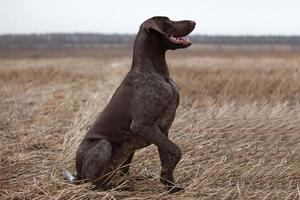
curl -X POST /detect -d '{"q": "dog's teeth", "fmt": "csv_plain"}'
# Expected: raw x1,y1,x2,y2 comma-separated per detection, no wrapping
171,36,182,42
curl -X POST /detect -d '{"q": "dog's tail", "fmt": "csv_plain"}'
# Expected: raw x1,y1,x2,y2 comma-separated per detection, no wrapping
63,169,78,183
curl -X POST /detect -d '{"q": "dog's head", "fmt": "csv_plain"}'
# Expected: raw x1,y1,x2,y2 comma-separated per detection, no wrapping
140,16,196,50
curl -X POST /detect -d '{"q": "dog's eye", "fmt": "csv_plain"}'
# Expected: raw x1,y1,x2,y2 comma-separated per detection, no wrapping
164,21,173,29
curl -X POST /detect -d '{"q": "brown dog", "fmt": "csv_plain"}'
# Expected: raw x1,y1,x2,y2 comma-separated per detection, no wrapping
68,16,195,193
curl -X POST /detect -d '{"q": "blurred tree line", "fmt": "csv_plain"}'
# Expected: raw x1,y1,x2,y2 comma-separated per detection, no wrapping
0,34,300,49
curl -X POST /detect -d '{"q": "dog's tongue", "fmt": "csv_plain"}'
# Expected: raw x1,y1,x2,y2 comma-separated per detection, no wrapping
179,36,191,45
182,36,190,42
170,36,191,45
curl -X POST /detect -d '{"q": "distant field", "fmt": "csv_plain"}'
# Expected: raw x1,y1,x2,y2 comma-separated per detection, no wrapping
1,43,300,58
0,45,300,199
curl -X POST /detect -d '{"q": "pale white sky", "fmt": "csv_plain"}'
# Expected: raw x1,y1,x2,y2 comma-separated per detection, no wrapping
1,0,300,35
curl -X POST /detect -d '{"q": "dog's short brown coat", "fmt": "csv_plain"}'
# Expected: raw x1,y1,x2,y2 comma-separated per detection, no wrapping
75,16,195,193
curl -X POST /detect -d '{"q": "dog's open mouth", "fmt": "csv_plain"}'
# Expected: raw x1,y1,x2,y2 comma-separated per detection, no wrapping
169,35,192,46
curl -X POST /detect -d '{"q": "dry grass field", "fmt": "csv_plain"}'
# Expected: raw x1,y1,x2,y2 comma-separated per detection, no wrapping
1,45,300,199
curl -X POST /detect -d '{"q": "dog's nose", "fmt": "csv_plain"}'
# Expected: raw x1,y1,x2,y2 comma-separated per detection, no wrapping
190,21,196,28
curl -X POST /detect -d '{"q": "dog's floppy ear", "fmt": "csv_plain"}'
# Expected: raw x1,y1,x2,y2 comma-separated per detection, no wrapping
143,20,167,36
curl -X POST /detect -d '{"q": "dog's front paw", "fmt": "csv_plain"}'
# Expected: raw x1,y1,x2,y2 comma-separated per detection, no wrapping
160,175,184,194
167,185,184,194
160,173,175,185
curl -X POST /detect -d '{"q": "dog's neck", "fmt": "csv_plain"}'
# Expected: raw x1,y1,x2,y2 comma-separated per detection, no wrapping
131,31,169,76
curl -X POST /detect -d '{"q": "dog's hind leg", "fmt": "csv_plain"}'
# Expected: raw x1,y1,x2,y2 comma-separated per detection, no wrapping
120,152,134,175
80,139,113,190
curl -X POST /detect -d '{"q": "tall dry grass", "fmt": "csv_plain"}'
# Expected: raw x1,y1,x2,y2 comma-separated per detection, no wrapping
0,52,300,199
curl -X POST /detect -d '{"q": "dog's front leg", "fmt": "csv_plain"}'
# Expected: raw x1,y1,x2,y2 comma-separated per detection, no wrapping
158,148,184,193
158,130,181,189
130,121,183,193
158,130,177,185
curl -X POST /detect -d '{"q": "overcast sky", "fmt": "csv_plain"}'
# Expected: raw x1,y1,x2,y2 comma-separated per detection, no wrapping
1,0,300,35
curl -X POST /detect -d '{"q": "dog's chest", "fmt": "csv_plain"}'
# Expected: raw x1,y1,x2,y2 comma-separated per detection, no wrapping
131,71,180,132
158,77,180,133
